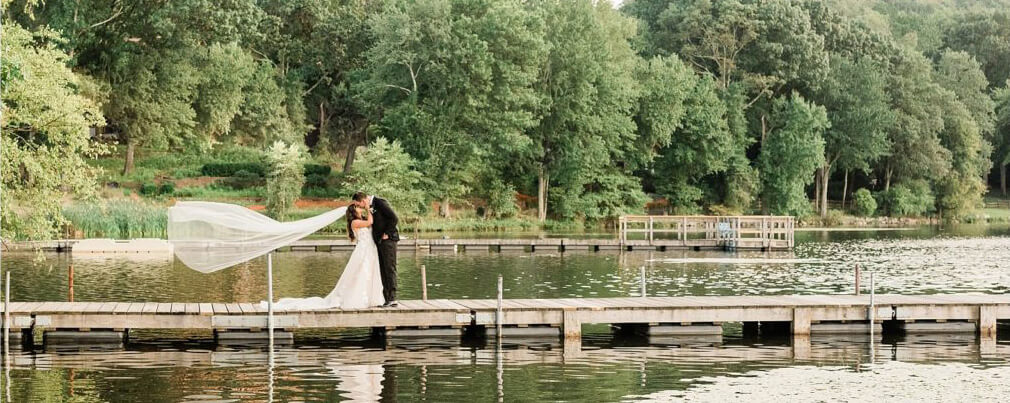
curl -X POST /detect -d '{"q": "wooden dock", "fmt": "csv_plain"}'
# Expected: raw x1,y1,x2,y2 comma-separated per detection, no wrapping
2,294,1005,346
10,215,795,253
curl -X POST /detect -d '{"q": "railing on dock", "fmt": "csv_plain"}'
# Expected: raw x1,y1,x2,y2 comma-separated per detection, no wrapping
618,215,794,249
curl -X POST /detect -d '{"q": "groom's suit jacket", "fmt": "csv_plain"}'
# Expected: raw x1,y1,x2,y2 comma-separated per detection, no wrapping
370,196,400,244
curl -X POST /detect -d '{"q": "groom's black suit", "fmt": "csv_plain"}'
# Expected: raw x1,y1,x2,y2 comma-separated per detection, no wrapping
370,196,399,302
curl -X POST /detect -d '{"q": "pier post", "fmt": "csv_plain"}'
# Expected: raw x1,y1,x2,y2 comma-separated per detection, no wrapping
496,276,503,341
852,264,860,296
68,264,74,302
267,253,274,346
979,305,997,338
639,266,646,298
562,308,581,340
791,307,811,335
421,265,428,301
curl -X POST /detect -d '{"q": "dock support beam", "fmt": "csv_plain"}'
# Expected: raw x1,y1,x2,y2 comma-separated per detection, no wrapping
562,309,581,340
792,308,811,335
979,305,997,338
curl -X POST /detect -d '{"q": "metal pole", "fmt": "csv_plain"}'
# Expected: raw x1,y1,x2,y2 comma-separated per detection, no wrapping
267,253,275,347
421,265,428,301
496,275,503,341
854,264,860,296
3,272,8,403
639,266,646,298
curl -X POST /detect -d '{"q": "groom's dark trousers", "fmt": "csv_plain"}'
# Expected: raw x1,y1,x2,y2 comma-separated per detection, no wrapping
371,197,399,302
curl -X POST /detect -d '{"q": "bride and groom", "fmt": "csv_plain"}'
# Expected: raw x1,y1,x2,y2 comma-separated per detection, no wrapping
272,192,400,310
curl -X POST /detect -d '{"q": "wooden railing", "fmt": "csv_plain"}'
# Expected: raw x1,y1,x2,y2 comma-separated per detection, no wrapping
618,215,794,249
984,200,1010,209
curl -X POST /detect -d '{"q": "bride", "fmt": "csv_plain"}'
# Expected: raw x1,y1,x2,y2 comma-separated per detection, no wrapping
268,206,385,310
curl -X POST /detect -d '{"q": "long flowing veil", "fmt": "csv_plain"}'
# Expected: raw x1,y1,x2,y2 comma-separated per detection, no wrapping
167,201,347,273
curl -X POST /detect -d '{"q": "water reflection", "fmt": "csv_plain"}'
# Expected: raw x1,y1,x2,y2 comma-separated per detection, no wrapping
5,333,1009,401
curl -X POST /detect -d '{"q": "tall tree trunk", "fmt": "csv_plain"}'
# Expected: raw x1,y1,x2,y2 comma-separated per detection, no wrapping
343,141,357,173
820,164,830,218
123,140,136,175
440,197,451,218
814,168,822,214
537,166,548,222
884,168,892,191
841,169,850,210
1002,163,1007,196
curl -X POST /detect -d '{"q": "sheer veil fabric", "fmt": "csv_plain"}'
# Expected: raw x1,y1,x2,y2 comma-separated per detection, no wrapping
168,201,384,310
167,201,347,273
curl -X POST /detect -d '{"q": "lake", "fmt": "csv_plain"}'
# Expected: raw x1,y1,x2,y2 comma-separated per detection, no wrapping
1,224,1009,401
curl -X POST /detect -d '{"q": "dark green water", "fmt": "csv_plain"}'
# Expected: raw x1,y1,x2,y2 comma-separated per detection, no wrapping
1,225,1008,401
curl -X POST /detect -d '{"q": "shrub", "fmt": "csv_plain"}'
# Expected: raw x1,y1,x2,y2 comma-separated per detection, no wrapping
303,164,332,176
305,173,329,189
342,138,426,215
201,162,267,177
265,141,306,219
219,169,263,189
483,179,518,218
852,188,876,217
158,182,176,195
880,180,934,217
140,183,159,196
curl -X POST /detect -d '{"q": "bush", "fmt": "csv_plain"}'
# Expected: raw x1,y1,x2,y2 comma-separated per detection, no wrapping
158,182,176,195
342,138,426,215
139,183,159,196
219,169,263,189
880,180,934,217
304,164,332,176
852,188,876,217
305,173,329,189
265,141,306,219
201,162,267,177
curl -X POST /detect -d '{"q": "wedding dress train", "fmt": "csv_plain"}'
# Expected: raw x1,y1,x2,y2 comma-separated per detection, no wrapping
267,227,385,310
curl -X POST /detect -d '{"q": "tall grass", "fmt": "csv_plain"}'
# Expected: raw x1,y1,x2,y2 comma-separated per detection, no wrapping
62,200,168,239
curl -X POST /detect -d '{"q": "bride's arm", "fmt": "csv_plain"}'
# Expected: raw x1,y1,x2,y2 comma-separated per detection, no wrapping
366,210,374,226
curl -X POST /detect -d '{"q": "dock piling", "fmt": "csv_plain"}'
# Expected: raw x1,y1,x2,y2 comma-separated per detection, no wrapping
496,276,503,341
639,266,646,298
421,265,428,301
854,264,860,296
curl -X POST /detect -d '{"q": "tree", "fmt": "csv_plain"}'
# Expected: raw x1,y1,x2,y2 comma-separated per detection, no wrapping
342,138,426,216
265,141,306,219
882,49,950,190
814,55,893,217
1,23,106,240
523,0,641,221
358,0,547,217
944,10,1010,90
995,82,1010,196
759,93,828,216
932,51,992,218
651,74,735,212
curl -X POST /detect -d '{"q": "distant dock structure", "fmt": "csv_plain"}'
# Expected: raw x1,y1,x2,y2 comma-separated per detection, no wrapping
13,215,794,253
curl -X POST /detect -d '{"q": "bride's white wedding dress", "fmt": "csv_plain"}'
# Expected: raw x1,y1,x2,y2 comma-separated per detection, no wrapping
267,227,385,310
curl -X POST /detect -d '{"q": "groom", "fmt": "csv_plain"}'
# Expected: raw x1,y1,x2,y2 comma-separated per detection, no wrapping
352,191,399,307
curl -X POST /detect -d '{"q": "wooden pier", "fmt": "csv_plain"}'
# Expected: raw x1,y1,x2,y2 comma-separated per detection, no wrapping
13,215,796,254
2,294,1005,346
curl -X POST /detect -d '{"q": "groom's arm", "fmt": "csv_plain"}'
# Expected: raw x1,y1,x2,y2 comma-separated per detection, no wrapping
374,198,398,234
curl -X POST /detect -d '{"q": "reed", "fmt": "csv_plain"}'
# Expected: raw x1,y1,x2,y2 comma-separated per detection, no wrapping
62,200,168,239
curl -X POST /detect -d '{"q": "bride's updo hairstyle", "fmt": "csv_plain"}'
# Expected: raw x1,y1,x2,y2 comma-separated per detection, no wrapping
346,207,361,241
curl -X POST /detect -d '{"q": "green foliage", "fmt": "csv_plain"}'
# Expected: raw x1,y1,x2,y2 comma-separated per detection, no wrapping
62,200,167,239
1,23,106,241
303,164,332,176
482,179,519,219
201,163,268,177
652,74,735,212
852,188,877,217
759,93,828,216
158,182,176,195
139,183,159,196
342,138,426,216
880,180,935,217
265,141,307,219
